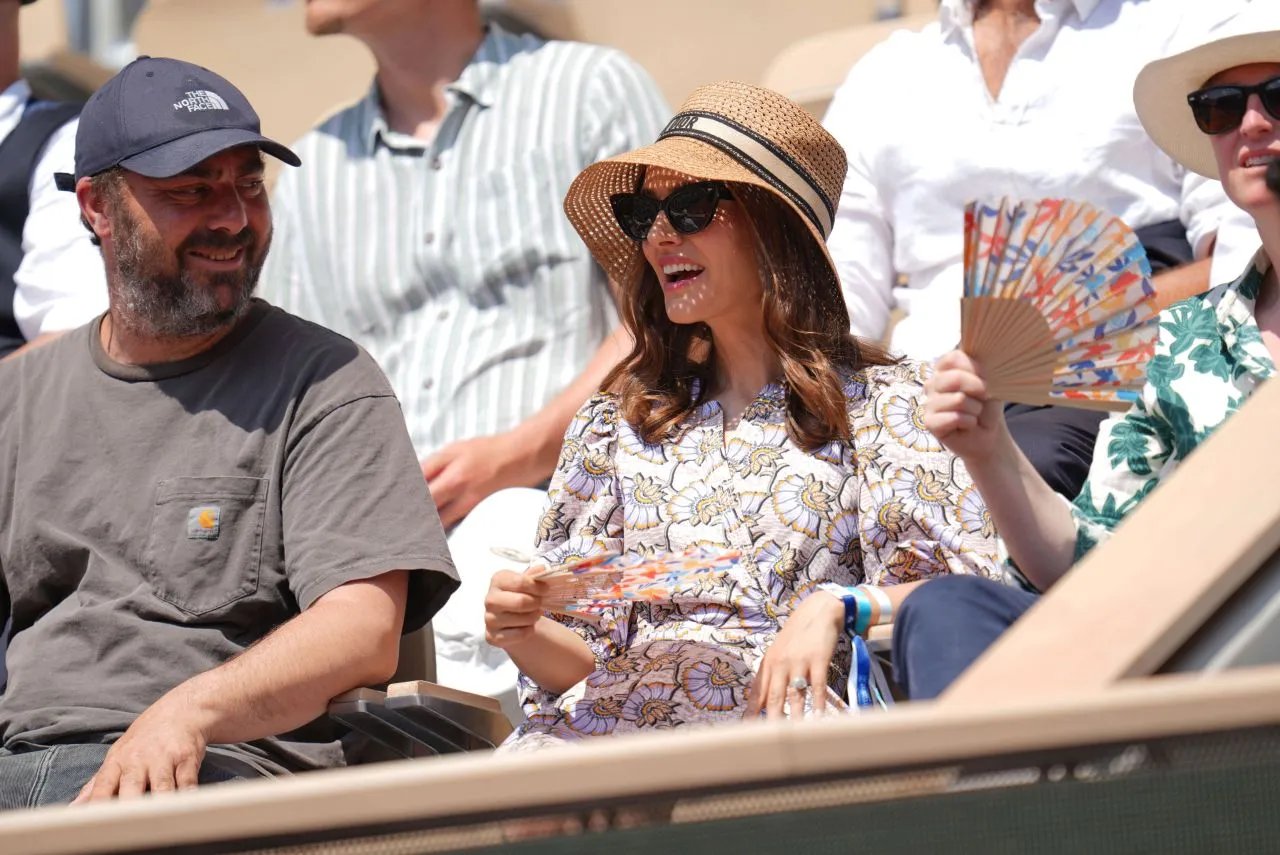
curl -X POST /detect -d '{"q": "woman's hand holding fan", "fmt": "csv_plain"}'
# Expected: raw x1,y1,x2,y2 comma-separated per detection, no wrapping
922,349,1013,465
484,569,549,649
959,197,1159,412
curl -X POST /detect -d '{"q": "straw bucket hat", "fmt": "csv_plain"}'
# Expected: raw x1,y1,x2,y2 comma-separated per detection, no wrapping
1134,4,1280,179
563,81,847,293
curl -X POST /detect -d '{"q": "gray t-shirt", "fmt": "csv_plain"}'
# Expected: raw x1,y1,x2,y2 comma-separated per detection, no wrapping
0,300,458,773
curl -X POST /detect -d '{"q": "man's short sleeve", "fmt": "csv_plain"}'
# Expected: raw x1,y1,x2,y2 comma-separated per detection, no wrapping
281,386,458,633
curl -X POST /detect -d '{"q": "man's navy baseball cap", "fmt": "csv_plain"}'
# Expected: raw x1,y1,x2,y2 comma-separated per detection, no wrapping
54,56,300,191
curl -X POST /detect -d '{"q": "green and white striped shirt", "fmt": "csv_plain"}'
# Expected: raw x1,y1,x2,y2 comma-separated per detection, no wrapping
261,26,669,458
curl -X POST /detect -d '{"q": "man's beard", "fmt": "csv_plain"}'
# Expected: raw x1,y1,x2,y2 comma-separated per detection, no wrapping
109,205,269,339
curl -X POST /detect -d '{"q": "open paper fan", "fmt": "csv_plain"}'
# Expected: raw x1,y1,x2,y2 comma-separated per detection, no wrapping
529,547,741,613
961,198,1159,411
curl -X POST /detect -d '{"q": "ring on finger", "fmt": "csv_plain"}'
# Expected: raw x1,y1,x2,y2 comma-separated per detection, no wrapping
788,676,810,692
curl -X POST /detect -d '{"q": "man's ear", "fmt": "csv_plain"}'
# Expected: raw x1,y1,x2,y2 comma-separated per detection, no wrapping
75,176,113,244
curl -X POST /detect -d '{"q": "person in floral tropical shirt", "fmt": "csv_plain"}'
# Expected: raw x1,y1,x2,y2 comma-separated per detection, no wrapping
895,4,1280,701
480,82,1003,751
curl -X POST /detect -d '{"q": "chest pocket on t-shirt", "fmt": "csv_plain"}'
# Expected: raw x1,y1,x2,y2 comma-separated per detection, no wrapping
144,476,268,616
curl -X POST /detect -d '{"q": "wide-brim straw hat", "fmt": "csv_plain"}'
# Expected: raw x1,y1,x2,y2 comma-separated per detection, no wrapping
1135,5,1280,179
563,80,848,295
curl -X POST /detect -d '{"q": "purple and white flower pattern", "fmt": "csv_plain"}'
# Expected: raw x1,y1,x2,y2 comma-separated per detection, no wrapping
502,361,1002,753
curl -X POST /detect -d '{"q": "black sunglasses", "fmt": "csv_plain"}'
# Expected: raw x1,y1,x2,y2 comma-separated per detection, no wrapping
1187,75,1280,135
609,181,735,241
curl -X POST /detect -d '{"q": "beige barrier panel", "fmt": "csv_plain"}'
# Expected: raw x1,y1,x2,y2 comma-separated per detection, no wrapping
133,0,376,153
563,0,889,107
135,0,902,152
1,665,1279,855
17,0,66,65
762,12,937,118
944,377,1280,707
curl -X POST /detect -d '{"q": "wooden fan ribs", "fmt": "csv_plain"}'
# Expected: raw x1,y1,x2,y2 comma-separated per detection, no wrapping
960,197,1157,411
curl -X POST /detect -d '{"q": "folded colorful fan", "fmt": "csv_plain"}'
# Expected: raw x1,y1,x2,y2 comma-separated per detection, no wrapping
961,197,1159,411
529,547,741,613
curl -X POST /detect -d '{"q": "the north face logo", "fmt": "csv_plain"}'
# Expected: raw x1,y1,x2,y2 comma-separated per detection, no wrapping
174,90,230,112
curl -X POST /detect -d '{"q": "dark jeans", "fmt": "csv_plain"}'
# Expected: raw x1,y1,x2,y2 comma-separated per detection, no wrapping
1004,403,1106,500
892,575,1041,701
0,743,257,811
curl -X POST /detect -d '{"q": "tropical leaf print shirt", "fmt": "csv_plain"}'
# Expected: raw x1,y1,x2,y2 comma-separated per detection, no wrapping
511,361,1003,742
1071,253,1276,563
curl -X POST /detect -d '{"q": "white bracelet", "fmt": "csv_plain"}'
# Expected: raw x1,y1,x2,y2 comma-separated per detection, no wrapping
860,584,894,626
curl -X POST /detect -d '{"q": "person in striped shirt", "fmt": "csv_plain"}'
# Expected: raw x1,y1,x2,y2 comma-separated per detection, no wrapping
260,0,669,718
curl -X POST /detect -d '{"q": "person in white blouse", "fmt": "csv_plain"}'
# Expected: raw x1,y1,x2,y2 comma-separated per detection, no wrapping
823,0,1263,499
0,0,107,361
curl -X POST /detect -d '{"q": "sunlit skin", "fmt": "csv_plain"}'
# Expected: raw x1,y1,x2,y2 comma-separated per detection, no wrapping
119,150,268,285
76,145,271,364
639,166,765,331
1204,63,1280,218
303,0,404,37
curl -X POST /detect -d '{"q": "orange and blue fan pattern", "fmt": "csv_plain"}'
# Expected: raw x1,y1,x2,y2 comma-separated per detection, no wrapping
962,198,1160,408
530,547,743,613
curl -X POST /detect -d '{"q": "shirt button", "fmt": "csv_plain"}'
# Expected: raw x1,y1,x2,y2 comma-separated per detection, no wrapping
422,378,435,390
424,232,435,245
437,309,450,321
431,156,443,170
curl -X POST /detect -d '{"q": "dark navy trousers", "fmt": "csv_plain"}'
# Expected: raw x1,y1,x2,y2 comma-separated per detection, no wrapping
891,575,1041,701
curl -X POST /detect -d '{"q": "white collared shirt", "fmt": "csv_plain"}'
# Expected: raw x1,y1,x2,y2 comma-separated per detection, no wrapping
0,80,108,341
823,0,1264,361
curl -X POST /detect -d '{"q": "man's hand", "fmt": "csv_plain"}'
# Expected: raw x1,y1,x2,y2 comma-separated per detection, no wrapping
421,433,540,527
73,689,210,803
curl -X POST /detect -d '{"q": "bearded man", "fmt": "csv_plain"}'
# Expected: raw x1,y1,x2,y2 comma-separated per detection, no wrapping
0,57,458,810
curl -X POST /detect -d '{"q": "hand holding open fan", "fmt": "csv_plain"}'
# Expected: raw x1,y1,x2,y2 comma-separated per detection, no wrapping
960,198,1159,411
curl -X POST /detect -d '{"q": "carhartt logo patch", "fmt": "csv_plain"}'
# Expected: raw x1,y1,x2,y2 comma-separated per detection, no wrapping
174,90,230,112
187,506,220,540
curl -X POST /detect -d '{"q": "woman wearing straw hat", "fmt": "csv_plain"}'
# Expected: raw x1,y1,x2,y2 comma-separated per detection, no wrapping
894,4,1280,701
483,82,1002,750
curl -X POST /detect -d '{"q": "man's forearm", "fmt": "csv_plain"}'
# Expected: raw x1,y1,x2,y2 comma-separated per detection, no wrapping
509,325,632,482
168,572,408,746
1152,257,1213,310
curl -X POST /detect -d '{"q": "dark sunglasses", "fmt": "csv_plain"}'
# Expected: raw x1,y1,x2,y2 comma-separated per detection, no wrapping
609,181,735,241
1187,75,1280,135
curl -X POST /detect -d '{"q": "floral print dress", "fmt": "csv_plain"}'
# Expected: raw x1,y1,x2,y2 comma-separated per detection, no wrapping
503,362,1003,751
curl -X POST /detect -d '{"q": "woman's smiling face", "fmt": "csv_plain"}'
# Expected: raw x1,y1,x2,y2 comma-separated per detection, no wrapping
638,167,764,328
1204,63,1280,215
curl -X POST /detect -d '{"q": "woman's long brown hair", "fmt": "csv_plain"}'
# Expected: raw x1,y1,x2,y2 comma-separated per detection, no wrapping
602,181,897,452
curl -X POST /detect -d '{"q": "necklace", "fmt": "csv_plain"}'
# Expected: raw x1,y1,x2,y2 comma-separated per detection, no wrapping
720,379,788,433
